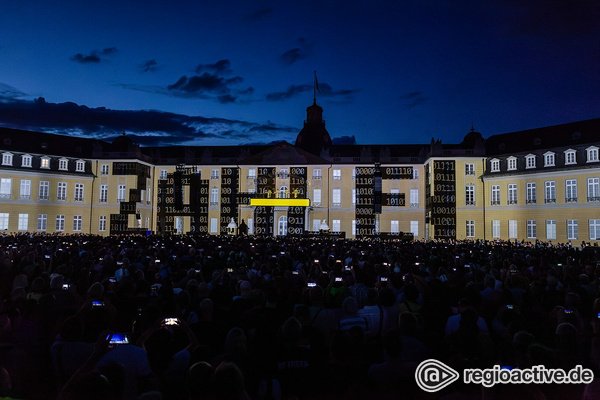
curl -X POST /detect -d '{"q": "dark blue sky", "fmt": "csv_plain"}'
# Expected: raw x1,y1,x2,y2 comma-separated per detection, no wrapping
0,0,598,146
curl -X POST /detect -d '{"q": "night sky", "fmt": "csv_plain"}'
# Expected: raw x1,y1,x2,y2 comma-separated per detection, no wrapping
0,0,598,147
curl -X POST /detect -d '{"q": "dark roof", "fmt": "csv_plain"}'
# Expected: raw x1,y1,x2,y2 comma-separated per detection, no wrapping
239,141,329,165
485,118,600,156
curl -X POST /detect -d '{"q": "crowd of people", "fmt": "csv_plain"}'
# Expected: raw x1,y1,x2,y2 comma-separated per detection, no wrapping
0,232,598,399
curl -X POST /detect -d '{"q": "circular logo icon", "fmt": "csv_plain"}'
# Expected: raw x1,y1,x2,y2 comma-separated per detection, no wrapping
415,359,460,393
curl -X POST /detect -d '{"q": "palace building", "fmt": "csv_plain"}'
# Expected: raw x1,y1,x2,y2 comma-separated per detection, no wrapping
0,99,598,244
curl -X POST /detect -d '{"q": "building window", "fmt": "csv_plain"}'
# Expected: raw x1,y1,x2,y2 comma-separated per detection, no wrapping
37,214,47,231
313,189,321,206
588,178,600,202
507,157,517,171
21,154,32,168
391,220,399,234
0,178,11,199
75,160,85,172
526,182,536,204
73,215,82,232
247,168,256,179
55,215,65,232
313,168,322,180
466,220,475,237
17,214,28,231
210,218,218,233
412,168,419,180
58,158,68,171
410,189,419,207
278,168,289,179
352,189,356,204
312,219,321,232
57,182,67,201
99,216,106,232
564,149,576,165
527,220,536,239
507,183,517,205
509,220,518,239
546,220,556,240
210,169,219,179
101,164,109,175
586,146,599,163
74,183,84,202
525,154,536,169
492,220,500,239
0,213,8,230
40,157,50,169
210,188,219,205
465,163,474,175
352,220,356,236
490,159,500,172
567,220,578,240
1,152,13,166
491,185,500,205
332,189,341,207
333,169,341,180
565,179,577,202
247,218,253,235
544,181,556,203
39,181,49,200
117,185,126,202
277,216,287,236
19,179,31,199
100,184,108,202
160,169,168,180
590,219,600,240
410,221,419,237
543,152,555,167
465,184,475,205
332,219,341,233
279,186,288,198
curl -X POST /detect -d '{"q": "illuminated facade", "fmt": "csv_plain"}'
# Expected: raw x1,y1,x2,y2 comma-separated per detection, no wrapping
0,103,598,244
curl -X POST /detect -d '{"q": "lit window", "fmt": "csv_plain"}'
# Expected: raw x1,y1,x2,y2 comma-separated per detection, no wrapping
247,168,256,179
564,149,576,165
546,220,556,240
210,188,219,205
491,185,500,205
466,220,475,237
588,178,600,202
210,218,218,233
75,160,85,172
55,215,65,232
332,220,341,232
73,215,83,232
278,168,289,179
313,168,322,179
544,181,556,203
160,169,168,180
527,220,536,239
492,220,500,239
332,188,341,206
100,185,108,202
565,179,577,202
543,152,555,167
391,220,399,234
507,157,517,171
509,220,518,239
19,179,31,199
410,221,419,237
507,184,517,204
1,152,13,166
58,158,68,171
490,159,500,172
101,164,109,175
313,189,321,206
333,169,341,180
279,186,288,198
526,183,536,204
0,178,12,198
39,181,49,200
567,220,578,240
211,169,219,179
37,214,47,231
74,183,84,202
21,154,32,167
57,182,67,201
412,168,419,180
18,214,28,231
40,157,50,169
525,154,536,169
465,185,475,205
0,213,8,230
589,219,600,240
99,216,107,232
410,189,419,207
117,185,126,202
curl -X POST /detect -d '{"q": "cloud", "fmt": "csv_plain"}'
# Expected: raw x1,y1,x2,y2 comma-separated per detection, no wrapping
0,83,27,102
0,96,296,146
195,59,232,74
332,135,357,145
280,38,312,65
400,91,427,108
266,82,359,102
141,59,158,72
243,7,272,22
71,47,118,64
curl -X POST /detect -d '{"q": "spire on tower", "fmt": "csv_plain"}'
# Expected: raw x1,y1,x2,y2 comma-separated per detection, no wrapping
313,70,319,105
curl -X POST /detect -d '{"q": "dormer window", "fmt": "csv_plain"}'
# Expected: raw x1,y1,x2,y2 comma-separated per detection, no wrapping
40,157,50,169
525,154,536,169
75,160,85,172
564,149,577,165
1,152,13,166
21,154,32,167
507,156,517,171
543,151,555,167
587,146,599,163
58,158,68,171
490,159,500,172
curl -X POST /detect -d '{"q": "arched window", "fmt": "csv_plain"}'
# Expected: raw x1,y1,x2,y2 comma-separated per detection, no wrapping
279,186,288,198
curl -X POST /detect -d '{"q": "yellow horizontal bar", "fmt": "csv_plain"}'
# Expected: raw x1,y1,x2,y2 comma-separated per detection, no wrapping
250,198,310,207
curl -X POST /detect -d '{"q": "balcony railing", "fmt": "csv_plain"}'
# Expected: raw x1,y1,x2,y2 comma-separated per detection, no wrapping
491,200,500,205
544,198,556,204
465,201,475,206
565,197,578,203
588,196,600,202
39,195,49,200
312,175,322,180
20,195,31,200
277,172,289,179
0,193,11,199
526,198,536,204
507,199,517,205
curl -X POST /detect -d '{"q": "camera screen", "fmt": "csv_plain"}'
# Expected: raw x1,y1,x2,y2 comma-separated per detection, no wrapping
107,333,129,345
